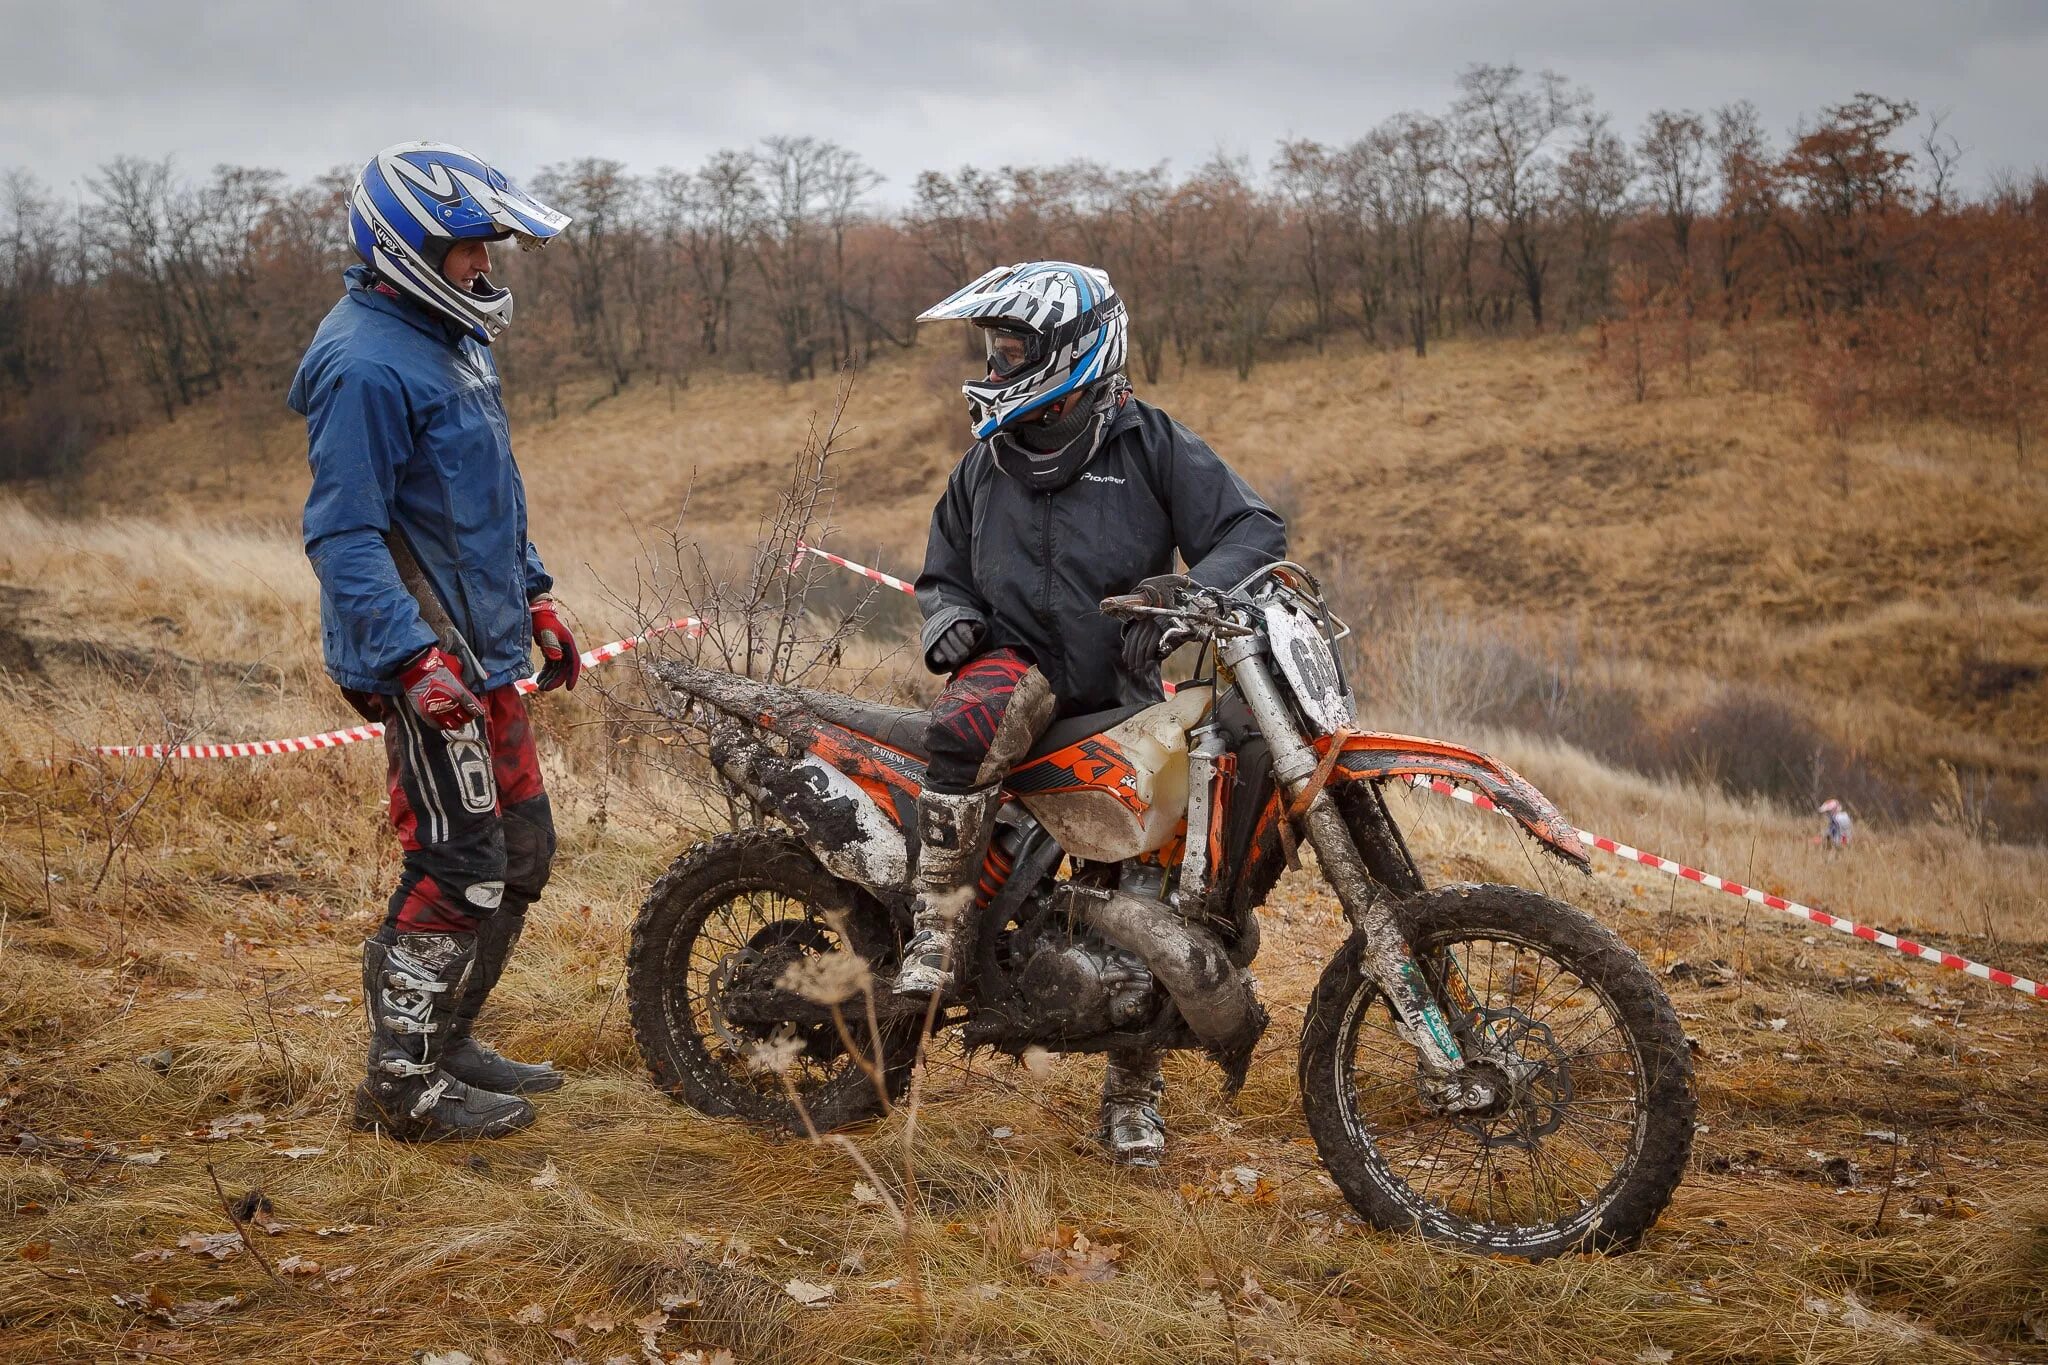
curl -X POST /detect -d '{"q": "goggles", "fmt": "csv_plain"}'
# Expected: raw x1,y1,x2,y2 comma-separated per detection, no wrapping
981,324,1045,380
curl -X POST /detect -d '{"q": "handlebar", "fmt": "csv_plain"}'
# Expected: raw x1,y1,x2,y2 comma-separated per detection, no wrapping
1098,593,1151,617
1098,590,1257,639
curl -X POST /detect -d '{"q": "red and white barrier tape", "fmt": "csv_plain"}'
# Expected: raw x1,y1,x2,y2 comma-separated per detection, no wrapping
1407,775,2046,1003
76,540,2045,1005
791,541,915,595
85,617,701,761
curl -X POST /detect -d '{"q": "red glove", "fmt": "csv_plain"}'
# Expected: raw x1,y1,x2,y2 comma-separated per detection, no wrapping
397,646,485,730
529,596,581,692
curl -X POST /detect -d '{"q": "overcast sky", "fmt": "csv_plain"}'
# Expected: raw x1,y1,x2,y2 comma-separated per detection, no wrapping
4,1,2044,202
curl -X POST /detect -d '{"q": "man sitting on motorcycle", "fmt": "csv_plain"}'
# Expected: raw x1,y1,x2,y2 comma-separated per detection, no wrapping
900,261,1288,1166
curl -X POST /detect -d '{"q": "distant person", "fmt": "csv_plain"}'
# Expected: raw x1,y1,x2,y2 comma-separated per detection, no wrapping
291,142,579,1141
1819,798,1853,850
903,261,1288,1166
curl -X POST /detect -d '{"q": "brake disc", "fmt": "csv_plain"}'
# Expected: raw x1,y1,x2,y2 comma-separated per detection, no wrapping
705,922,844,1064
704,947,763,1051
1452,1005,1574,1150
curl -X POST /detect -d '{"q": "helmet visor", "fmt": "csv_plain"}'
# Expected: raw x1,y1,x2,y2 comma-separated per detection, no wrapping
981,324,1043,379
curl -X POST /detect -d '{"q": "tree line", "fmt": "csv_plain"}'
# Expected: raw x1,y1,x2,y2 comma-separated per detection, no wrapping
3,64,2045,481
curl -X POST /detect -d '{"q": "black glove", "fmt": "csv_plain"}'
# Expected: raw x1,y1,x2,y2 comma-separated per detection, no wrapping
1120,617,1168,677
927,619,985,672
1131,573,1193,608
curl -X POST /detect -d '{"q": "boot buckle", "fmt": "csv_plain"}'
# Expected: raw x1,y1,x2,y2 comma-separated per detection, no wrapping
408,1076,452,1118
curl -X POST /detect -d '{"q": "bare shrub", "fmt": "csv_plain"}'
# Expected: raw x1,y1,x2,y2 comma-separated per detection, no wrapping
0,388,94,485
599,379,909,831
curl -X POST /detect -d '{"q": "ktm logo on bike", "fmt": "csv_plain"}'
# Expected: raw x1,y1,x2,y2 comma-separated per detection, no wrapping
1067,738,1138,790
1006,736,1147,813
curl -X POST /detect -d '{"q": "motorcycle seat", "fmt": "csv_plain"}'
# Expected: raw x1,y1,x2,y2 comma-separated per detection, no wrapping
788,686,1155,766
787,687,930,756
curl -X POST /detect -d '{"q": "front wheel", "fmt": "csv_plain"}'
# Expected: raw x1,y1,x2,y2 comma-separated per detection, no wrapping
1299,883,1695,1258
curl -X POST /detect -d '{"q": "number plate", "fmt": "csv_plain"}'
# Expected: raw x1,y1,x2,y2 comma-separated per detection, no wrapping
1261,598,1354,734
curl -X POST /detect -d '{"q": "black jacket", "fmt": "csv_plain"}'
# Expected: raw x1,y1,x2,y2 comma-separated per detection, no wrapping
917,398,1288,713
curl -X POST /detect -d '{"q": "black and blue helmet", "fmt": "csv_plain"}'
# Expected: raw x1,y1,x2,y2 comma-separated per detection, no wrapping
347,141,570,344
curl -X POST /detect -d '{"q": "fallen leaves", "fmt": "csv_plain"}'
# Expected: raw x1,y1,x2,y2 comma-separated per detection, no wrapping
1184,1165,1280,1206
190,1111,266,1142
174,1231,241,1261
529,1160,561,1189
111,1288,247,1327
1022,1225,1123,1283
783,1278,836,1307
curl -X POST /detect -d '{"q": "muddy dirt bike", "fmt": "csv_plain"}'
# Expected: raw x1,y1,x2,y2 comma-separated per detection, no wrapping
627,562,1695,1258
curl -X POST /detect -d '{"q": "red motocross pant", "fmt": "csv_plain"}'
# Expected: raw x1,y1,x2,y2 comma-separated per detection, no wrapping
349,683,557,937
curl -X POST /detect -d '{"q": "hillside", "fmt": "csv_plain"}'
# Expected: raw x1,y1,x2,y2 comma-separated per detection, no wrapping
3,336,2046,1362
62,332,2048,822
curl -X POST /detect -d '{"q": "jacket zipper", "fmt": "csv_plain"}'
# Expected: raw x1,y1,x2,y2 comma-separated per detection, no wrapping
1038,491,1062,677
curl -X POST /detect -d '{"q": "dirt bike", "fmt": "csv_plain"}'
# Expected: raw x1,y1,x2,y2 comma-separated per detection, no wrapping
627,562,1695,1258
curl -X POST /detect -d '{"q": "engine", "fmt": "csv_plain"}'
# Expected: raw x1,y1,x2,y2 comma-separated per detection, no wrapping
1013,932,1156,1038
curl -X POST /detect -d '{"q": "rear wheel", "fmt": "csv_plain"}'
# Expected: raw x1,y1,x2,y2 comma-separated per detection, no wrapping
628,830,916,1132
1299,883,1695,1258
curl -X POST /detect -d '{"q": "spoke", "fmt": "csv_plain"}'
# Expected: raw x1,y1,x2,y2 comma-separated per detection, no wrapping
1410,1120,1461,1201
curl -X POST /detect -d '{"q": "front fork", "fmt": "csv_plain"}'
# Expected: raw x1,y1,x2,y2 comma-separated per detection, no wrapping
1217,644,1498,1113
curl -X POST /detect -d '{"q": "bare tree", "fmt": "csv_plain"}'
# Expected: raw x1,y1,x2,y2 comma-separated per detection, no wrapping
1557,112,1635,324
752,136,846,382
1453,63,1582,330
817,146,884,368
1638,109,1712,280
1382,113,1449,356
534,158,642,395
1271,139,1341,349
669,150,762,361
1335,132,1395,343
1710,100,1778,324
1920,109,1964,213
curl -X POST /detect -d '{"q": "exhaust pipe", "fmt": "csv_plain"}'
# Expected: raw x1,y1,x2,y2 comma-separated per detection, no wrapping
1070,886,1268,1093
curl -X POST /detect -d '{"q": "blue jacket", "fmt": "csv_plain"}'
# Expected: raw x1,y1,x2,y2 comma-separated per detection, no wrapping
291,265,551,694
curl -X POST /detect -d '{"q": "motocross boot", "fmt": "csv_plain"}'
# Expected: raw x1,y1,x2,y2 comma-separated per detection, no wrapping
891,786,1001,999
351,934,535,1141
1099,1049,1168,1167
438,910,564,1094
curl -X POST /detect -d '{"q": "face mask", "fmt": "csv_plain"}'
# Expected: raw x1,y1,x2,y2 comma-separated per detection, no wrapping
989,385,1115,493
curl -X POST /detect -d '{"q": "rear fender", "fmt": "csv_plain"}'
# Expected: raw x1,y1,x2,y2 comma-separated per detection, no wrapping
652,658,925,825
708,723,913,892
1325,732,1589,868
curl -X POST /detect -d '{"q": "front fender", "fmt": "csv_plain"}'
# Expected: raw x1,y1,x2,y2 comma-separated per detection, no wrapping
1324,731,1589,869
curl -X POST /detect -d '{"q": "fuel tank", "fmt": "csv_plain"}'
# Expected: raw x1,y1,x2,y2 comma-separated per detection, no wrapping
1003,686,1213,862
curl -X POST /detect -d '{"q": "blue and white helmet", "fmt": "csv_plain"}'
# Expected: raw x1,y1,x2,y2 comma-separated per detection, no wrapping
348,141,570,344
917,261,1128,439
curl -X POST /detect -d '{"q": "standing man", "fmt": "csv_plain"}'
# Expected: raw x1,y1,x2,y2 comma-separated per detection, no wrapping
900,261,1288,1166
1819,798,1854,851
292,142,580,1141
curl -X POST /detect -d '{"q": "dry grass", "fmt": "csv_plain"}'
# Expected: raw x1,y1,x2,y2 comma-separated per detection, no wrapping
66,330,2048,796
3,340,2046,1362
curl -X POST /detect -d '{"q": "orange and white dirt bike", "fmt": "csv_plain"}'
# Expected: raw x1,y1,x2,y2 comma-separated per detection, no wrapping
628,564,1694,1258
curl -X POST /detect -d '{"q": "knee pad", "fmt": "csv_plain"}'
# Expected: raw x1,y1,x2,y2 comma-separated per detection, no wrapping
501,794,557,901
973,666,1053,786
